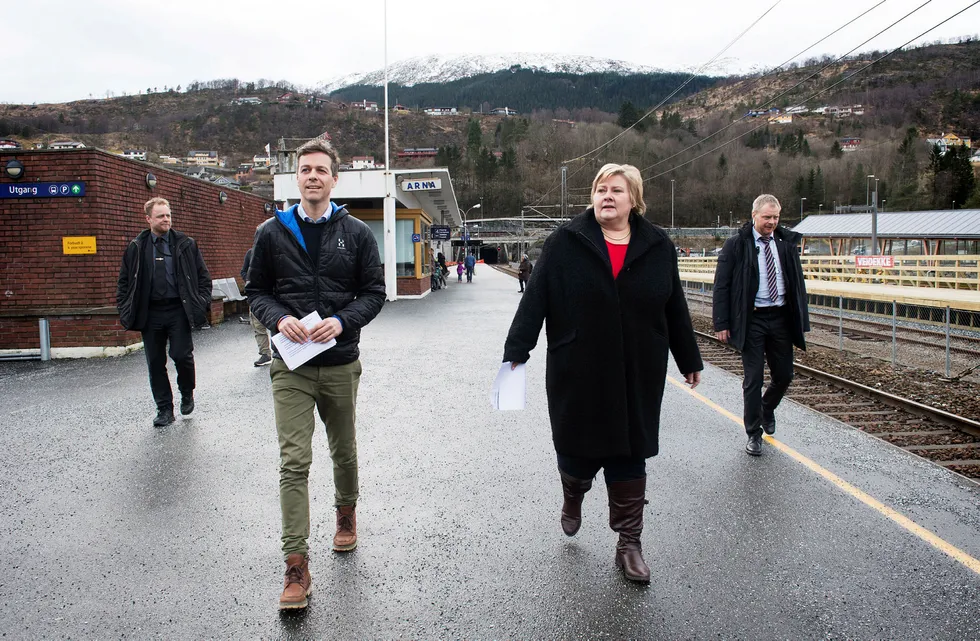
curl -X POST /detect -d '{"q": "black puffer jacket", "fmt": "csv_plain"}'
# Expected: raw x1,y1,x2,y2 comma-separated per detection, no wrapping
712,222,810,351
245,204,386,366
116,229,212,331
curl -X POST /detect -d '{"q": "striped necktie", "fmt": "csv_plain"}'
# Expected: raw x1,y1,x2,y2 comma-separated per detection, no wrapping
760,236,778,303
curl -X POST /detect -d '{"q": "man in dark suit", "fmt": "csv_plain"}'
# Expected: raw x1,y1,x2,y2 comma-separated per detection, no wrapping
116,197,212,427
712,194,810,456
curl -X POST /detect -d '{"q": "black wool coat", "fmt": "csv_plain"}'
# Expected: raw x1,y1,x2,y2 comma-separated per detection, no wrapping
711,222,810,351
503,209,703,459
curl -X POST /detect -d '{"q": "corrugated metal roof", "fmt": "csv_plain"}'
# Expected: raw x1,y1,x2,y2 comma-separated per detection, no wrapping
793,210,980,238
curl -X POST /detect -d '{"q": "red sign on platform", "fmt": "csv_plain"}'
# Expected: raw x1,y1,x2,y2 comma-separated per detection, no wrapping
855,255,895,268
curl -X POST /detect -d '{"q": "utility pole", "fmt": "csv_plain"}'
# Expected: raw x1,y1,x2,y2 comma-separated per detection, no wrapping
560,165,567,220
671,179,675,229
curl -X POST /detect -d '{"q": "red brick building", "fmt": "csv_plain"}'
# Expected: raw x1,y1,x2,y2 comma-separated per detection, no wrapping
0,149,273,357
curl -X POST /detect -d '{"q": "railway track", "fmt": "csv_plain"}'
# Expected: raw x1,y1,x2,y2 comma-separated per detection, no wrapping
695,331,980,480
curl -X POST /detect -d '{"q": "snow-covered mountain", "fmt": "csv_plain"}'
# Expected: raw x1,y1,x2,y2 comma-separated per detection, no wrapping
319,53,666,92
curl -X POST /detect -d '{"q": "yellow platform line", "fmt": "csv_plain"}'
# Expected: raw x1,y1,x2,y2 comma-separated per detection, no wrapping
667,376,980,577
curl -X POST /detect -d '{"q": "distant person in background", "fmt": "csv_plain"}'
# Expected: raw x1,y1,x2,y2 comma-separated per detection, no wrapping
241,245,271,366
457,261,464,282
116,197,212,427
464,252,476,282
502,163,703,584
437,251,449,281
518,254,533,293
712,194,810,456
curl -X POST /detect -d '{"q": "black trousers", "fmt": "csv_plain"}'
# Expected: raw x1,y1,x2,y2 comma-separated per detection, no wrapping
740,307,795,437
141,301,195,411
557,454,646,483
518,276,527,291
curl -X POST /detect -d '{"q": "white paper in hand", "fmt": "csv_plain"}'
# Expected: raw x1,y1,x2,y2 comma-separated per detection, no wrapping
491,362,526,410
271,310,337,370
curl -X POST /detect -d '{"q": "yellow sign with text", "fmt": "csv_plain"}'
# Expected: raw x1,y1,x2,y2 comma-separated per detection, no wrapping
63,236,97,255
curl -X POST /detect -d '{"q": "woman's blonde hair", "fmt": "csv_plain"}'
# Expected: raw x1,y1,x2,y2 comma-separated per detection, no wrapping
591,163,646,214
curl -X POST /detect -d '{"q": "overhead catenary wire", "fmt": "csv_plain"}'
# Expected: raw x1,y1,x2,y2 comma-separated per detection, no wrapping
641,0,980,184
560,0,786,166
639,0,933,177
526,0,787,211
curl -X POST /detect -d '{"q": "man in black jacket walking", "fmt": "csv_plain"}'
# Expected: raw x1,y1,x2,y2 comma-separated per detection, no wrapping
245,139,385,610
116,197,212,427
712,194,810,456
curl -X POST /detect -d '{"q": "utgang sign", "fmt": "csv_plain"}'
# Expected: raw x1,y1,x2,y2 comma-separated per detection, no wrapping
0,182,86,199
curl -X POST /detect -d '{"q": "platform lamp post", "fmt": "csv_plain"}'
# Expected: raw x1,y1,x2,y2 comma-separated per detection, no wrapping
670,179,675,229
800,197,806,223
866,174,875,209
461,203,480,262
818,203,823,215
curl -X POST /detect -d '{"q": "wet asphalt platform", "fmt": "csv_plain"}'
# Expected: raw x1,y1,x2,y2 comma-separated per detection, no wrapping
1,267,979,639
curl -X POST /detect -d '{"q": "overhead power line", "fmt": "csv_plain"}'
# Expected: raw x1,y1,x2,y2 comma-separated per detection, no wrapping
641,0,980,184
639,0,932,177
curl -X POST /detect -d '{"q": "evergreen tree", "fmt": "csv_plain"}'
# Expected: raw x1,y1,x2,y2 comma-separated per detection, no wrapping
617,101,641,130
830,140,844,159
466,119,482,157
717,153,728,177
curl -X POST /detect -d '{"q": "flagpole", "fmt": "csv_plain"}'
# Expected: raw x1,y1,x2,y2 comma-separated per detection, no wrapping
382,0,397,300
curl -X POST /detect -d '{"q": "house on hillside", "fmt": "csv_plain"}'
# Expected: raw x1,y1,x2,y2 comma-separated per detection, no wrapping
552,119,576,127
187,150,219,166
423,107,457,116
49,141,86,150
351,156,376,170
392,104,411,113
120,149,147,161
396,148,438,158
158,155,180,165
785,105,808,114
252,154,272,167
232,97,262,106
0,139,22,149
491,107,518,116
927,133,972,155
839,137,862,152
768,114,793,124
351,99,379,112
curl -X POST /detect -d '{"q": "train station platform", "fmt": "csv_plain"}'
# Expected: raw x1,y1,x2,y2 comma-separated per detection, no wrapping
1,268,978,638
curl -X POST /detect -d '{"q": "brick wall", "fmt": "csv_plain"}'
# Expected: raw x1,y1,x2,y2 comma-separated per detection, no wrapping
0,149,272,351
397,277,430,297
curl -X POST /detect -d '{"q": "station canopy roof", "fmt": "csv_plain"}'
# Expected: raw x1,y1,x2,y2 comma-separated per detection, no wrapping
793,210,980,239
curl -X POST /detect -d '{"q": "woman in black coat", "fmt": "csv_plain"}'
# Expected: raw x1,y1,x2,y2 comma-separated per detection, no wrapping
502,163,703,583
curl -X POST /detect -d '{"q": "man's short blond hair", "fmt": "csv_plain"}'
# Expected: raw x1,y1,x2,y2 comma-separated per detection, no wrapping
752,194,781,213
296,139,341,177
591,163,646,214
144,197,170,216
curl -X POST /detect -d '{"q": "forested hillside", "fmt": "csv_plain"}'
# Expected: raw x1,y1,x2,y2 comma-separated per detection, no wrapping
1,41,978,225
328,68,719,114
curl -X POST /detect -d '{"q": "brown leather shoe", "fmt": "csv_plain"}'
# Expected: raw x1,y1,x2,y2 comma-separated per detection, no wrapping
608,477,651,584
278,554,312,610
333,505,357,552
559,470,593,536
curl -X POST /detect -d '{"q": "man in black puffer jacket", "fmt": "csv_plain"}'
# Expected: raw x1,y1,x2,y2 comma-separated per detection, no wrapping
245,139,385,611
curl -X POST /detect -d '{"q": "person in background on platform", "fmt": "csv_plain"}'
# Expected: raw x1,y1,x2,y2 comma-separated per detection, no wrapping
437,251,449,282
246,138,386,611
457,260,464,282
116,197,212,427
712,194,810,456
241,245,272,366
464,252,476,282
517,254,533,293
502,163,703,584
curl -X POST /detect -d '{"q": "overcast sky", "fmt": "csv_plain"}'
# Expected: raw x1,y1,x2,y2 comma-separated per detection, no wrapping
3,0,977,104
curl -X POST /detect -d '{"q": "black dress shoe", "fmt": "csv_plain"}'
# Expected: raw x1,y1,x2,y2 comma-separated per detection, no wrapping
762,418,776,436
153,408,175,427
745,434,763,456
180,395,194,415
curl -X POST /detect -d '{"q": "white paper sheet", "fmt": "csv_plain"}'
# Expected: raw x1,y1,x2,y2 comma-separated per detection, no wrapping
271,311,337,370
490,362,526,410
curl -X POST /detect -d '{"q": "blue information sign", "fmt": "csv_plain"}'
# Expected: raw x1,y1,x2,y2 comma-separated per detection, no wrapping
431,225,451,240
411,233,421,243
0,181,86,199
